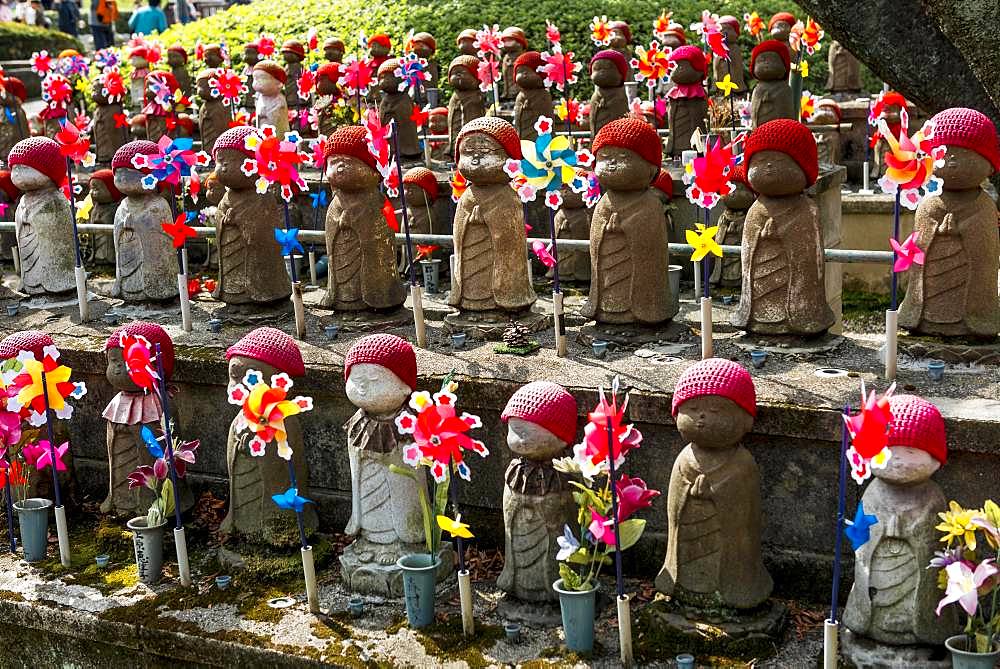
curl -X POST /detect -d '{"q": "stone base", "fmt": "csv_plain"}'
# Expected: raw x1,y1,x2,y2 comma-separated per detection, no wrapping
319,308,414,333
637,598,787,661
898,334,1000,366
443,309,549,341
214,300,292,325
339,541,454,598
495,594,563,626
576,319,691,347
840,628,950,669
731,331,845,355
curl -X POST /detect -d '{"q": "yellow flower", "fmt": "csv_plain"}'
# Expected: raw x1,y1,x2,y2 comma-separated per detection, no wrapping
436,514,473,539
715,74,738,97
75,193,94,221
685,223,722,262
800,60,809,78
936,500,978,550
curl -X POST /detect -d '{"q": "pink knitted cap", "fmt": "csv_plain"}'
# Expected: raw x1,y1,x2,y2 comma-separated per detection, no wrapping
501,381,578,446
668,45,707,75
0,330,55,361
226,327,305,377
8,137,67,187
344,334,417,391
671,358,757,417
213,125,256,160
887,395,947,464
105,321,175,380
112,140,160,171
930,107,1000,174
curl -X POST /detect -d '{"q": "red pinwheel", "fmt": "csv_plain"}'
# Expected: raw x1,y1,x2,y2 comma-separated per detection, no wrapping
241,125,309,202
119,332,159,392
706,29,730,59
256,33,276,57
99,68,127,104
362,109,400,198
538,49,581,92
40,73,72,119
297,68,316,100
208,68,246,105
545,20,561,45
410,105,429,128
474,24,502,59
55,119,95,166
573,378,643,479
396,389,487,482
162,213,197,249
306,28,318,52
337,55,373,96
114,111,130,128
682,134,744,209
31,51,52,76
844,381,895,484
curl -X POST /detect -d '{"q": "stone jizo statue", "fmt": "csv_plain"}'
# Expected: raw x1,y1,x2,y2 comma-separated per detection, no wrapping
281,40,307,110
750,40,795,130
0,77,29,163
197,69,230,156
500,27,527,100
588,50,629,143
457,29,478,57
323,37,345,63
253,61,290,135
447,56,487,155
665,46,708,157
608,20,633,81
377,59,421,162
167,46,192,98
554,174,592,282
711,164,751,287
86,170,122,263
513,51,553,142
825,41,861,96
712,16,747,95
409,32,439,89
768,12,795,43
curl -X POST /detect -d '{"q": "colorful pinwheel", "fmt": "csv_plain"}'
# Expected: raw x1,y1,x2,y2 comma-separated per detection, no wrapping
583,171,601,208
573,377,642,480
396,389,486,482
58,53,89,78
240,125,309,202
337,55,374,97
7,345,87,427
98,68,126,104
30,51,52,76
394,52,430,94
227,369,313,461
877,109,945,210
791,17,824,55
94,48,120,70
686,223,723,262
208,68,245,105
800,91,817,121
273,487,312,512
545,20,561,45
274,227,303,257
162,213,197,249
744,12,765,40
556,97,582,125
41,73,73,116
450,171,467,203
538,49,580,92
476,59,501,94
119,332,159,391
361,109,399,197
590,15,611,46
473,24,502,60
631,41,671,89
132,136,211,191
689,10,720,39
652,11,674,40
843,380,895,484
503,116,593,209
682,135,741,208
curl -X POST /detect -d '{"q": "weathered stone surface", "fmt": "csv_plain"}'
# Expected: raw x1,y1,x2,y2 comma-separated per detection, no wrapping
665,59,708,157
252,65,289,135
750,47,794,130
588,59,629,144
553,185,592,283
196,72,231,156
111,168,176,302
13,166,76,296
446,58,485,155
826,41,861,96
376,62,421,161
512,57,553,142
841,628,951,669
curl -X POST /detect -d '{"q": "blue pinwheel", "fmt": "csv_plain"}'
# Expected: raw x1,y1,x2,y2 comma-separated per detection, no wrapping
275,228,304,257
503,115,593,210
310,190,328,209
272,486,313,512
133,136,211,191
141,425,166,459
844,502,878,551
393,52,430,94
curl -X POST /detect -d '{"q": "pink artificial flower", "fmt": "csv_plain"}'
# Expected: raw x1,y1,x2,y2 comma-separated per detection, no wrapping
0,411,21,448
127,465,156,490
33,440,69,472
538,50,580,92
476,59,500,93
616,474,660,522
936,559,997,617
588,508,616,545
574,379,643,478
474,24,502,59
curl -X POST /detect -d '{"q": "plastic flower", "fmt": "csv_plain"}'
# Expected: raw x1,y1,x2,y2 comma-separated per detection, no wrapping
583,172,601,208
94,48,120,70
683,136,739,208
890,231,925,272
573,377,642,479
0,458,26,488
877,110,945,210
616,474,659,523
843,380,895,484
397,389,486,482
394,52,430,93
337,55,373,96
545,20,561,45
590,15,611,46
162,213,197,249
744,12,765,39
227,369,313,461
127,464,157,490
556,524,579,560
630,41,670,88
473,24,502,59
272,487,313,512
652,11,673,40
437,513,473,539
716,74,739,97
8,345,87,427
936,560,997,617
32,440,69,472
450,170,468,203
208,68,246,104
119,332,159,391
538,50,580,92
794,18,824,55
241,125,309,202
588,508,616,545
937,501,980,551
686,223,722,262
503,116,593,209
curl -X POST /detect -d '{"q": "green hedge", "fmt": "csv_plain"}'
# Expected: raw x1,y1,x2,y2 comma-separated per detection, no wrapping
0,22,83,61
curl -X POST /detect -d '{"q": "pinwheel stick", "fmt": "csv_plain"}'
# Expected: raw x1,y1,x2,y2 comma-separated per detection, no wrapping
890,191,901,311
547,207,567,357
605,400,633,667
285,456,320,613
448,455,475,636
39,370,70,567
153,343,191,586
488,54,500,112
416,82,432,167
726,56,738,138
825,405,850,669
391,120,427,348
282,202,307,339
168,186,193,333
3,478,15,552
65,158,89,322
885,190,902,380
699,207,714,359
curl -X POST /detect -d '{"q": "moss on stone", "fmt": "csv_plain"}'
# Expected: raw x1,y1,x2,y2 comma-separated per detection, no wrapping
411,617,504,668
634,602,780,664
220,537,333,584
35,518,138,593
0,590,25,602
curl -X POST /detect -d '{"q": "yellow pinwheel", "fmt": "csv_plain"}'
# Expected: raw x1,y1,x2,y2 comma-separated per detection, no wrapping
437,513,474,539
75,193,94,221
715,74,739,97
686,223,723,262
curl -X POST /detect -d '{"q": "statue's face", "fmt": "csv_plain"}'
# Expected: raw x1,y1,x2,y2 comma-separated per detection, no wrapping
595,146,656,191
243,47,260,65
204,52,223,68
560,183,584,208
204,176,224,205
506,417,568,460
671,60,702,85
873,446,940,484
662,35,682,50
282,51,301,65
196,76,212,99
747,150,806,197
753,51,786,81
609,28,629,49
721,24,738,44
721,180,755,210
369,42,389,58
228,356,278,393
428,113,448,133
458,38,477,56
501,37,522,54
215,149,254,189
252,70,282,96
514,65,542,89
413,42,433,59
770,20,792,42
324,46,344,63
935,145,993,191
114,167,150,196
591,59,622,88
403,183,425,206
167,52,184,68
316,77,337,96
89,179,114,203
457,133,508,185
378,71,400,93
811,107,838,125
130,55,148,69
449,67,477,91
106,348,141,392
326,154,380,191
675,395,753,449
345,363,410,416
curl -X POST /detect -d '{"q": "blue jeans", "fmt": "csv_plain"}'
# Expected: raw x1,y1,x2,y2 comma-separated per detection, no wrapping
91,24,113,50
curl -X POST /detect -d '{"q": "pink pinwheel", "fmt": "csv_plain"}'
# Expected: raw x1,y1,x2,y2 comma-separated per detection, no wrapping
241,125,309,202
208,68,246,105
31,51,52,76
256,33,276,58
689,10,720,39
397,389,486,482
890,231,925,273
844,380,895,484
682,135,742,208
545,20,561,45
936,559,998,616
41,73,73,117
588,508,617,545
21,442,45,468
631,41,671,89
99,68,127,104
573,378,643,479
361,109,400,197
476,59,501,93
337,55,374,96
297,68,316,100
309,135,327,169
583,172,601,207
474,24,502,60
538,49,580,92
33,440,69,472
0,407,21,449
616,474,660,523
590,16,611,46
877,109,946,210
706,29,730,59
531,240,556,268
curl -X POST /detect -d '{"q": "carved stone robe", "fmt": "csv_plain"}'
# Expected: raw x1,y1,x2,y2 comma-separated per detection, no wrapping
15,187,76,295
589,85,628,144
213,189,291,305
112,194,176,302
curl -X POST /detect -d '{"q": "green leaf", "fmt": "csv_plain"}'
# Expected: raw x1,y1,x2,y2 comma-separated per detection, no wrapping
161,479,175,518
976,632,991,654
606,519,645,553
388,464,416,479
559,562,582,591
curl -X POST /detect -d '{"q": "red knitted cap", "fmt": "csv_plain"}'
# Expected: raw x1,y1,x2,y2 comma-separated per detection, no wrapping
377,57,400,78
456,116,522,161
369,34,391,50
317,62,341,85
404,166,439,201
745,118,818,186
226,327,306,377
768,11,795,29
324,125,378,173
4,77,27,103
608,20,632,43
323,37,345,51
112,140,160,171
254,60,287,85
652,169,673,198
593,117,663,170
718,15,740,33
0,170,21,201
668,45,707,75
751,39,790,76
344,334,417,390
168,45,188,62
672,358,756,418
501,26,527,48
816,98,842,122
411,32,437,52
931,107,1000,173
590,50,628,80
501,381,578,445
213,125,256,160
887,395,947,464
513,51,543,72
105,321,175,379
0,330,54,361
448,55,480,77
8,137,66,187
89,168,123,200
430,106,448,117
281,40,305,60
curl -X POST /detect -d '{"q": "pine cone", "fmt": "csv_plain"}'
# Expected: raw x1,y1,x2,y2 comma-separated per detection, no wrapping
503,321,532,349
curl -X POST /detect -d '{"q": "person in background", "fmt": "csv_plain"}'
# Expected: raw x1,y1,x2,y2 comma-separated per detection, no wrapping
14,0,50,26
89,0,116,50
128,0,166,35
55,0,79,35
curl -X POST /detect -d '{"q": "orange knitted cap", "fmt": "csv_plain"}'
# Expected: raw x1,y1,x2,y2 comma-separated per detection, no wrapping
324,125,378,173
254,60,287,84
